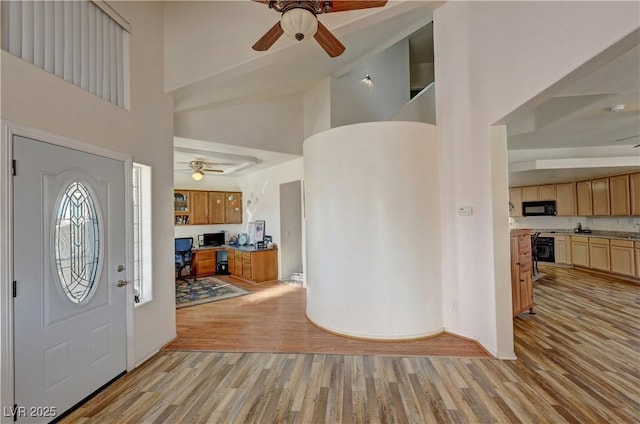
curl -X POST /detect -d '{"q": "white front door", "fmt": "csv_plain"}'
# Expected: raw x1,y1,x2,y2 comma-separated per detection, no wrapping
13,135,127,423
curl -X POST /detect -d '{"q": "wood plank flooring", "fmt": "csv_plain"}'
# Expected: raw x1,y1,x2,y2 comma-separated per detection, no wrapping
61,266,640,423
164,276,488,357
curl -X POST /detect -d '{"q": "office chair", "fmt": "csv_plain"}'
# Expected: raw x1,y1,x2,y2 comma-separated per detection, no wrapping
175,237,195,282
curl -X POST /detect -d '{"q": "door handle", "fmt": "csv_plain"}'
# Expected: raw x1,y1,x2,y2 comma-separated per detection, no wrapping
116,280,128,287
117,264,126,272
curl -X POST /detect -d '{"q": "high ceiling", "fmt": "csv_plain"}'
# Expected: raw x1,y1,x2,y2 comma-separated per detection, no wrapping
168,1,639,186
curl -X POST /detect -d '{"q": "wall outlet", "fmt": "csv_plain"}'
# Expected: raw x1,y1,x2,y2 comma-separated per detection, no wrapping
452,301,458,310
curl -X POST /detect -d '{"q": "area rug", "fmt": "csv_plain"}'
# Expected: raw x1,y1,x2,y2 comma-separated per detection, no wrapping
175,277,251,309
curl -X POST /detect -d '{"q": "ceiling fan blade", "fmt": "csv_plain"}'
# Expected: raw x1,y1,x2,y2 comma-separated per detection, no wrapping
252,22,284,51
326,1,388,13
314,21,345,57
616,134,640,142
202,169,224,173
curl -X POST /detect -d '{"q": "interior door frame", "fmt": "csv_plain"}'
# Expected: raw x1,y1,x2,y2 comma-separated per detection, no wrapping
0,120,136,414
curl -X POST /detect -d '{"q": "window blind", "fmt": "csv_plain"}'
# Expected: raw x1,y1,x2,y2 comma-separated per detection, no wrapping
1,0,129,108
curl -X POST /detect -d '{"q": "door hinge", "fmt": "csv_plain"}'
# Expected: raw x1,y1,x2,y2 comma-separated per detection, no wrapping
13,281,17,298
12,159,16,176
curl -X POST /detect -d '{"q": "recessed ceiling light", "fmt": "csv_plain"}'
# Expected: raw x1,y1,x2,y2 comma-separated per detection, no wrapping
608,104,625,112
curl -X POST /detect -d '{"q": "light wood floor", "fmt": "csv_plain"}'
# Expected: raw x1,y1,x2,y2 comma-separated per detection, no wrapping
62,266,640,423
164,276,489,357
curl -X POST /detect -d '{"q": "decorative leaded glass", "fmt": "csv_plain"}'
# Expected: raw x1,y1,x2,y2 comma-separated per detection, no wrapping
54,181,101,303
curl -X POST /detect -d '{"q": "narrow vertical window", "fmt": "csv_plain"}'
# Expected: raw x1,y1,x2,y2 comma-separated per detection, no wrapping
133,163,152,304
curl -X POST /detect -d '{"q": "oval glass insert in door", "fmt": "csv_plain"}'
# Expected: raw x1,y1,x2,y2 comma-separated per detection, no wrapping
53,180,103,303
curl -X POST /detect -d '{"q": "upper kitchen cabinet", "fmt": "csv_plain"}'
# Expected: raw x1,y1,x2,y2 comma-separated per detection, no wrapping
208,191,226,224
174,190,191,225
522,186,539,202
190,191,209,225
629,173,640,216
609,174,630,216
592,178,610,216
225,192,243,224
556,182,576,216
576,181,593,216
509,187,523,217
538,185,556,201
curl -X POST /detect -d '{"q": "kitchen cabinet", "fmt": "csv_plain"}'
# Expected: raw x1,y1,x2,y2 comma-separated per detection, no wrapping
538,185,556,201
522,186,539,202
190,191,209,225
227,247,278,283
571,236,589,268
609,174,630,216
576,181,593,216
509,188,523,217
556,182,576,216
510,229,534,317
630,173,640,216
174,191,191,225
225,192,243,224
208,192,226,224
588,237,610,272
610,239,635,277
192,248,225,278
592,178,610,216
555,235,571,264
635,242,640,277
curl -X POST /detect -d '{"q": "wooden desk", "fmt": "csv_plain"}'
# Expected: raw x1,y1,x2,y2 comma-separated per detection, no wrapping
192,247,226,278
227,246,278,283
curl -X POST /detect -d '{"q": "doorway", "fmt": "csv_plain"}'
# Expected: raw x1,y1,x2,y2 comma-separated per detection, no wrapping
279,181,303,282
11,133,130,422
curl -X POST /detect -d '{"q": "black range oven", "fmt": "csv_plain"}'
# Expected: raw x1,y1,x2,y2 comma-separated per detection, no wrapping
535,237,555,262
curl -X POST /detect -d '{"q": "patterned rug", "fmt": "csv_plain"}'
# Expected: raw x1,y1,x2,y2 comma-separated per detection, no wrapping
175,277,251,309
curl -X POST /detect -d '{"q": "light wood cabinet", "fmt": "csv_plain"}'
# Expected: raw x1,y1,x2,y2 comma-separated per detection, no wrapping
592,178,610,216
174,190,191,225
190,191,209,225
576,181,593,216
609,174,630,216
193,248,221,277
588,237,610,272
174,190,242,225
538,185,556,201
635,242,640,277
208,192,226,224
571,236,589,268
225,192,243,224
510,230,534,317
509,187,523,217
556,182,576,216
555,236,571,264
610,239,635,277
630,173,640,216
522,186,539,202
228,247,278,283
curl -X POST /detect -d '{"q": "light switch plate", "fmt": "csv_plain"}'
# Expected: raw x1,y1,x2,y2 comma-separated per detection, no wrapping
458,206,473,216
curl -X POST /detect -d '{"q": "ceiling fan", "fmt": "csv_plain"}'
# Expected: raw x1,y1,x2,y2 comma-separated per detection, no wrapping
177,160,235,181
252,1,388,57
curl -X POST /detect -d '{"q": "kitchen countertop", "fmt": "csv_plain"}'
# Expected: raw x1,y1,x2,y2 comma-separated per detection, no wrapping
529,229,640,241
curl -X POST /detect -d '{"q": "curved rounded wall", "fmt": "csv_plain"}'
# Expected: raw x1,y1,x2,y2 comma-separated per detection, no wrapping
304,121,442,339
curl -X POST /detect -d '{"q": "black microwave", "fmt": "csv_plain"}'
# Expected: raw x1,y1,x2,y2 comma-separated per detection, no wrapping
522,200,556,216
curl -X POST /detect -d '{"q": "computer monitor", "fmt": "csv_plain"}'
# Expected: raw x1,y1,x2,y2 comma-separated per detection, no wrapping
203,232,225,247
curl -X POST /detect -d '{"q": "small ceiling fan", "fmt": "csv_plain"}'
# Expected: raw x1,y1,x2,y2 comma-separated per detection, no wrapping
176,160,235,181
252,1,388,57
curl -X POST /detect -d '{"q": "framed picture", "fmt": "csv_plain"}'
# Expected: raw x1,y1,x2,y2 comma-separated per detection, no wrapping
254,220,265,243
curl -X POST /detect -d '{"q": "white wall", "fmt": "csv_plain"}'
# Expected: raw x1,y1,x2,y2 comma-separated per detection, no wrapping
434,1,640,357
174,93,305,155
331,40,410,127
1,0,175,379
305,122,442,339
303,78,332,139
239,158,305,280
391,82,436,124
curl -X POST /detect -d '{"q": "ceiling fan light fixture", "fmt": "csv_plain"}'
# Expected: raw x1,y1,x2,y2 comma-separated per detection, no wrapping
191,170,204,181
280,8,318,41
